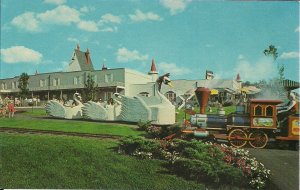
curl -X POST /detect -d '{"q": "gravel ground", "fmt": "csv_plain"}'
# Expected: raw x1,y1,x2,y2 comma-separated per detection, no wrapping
248,148,299,190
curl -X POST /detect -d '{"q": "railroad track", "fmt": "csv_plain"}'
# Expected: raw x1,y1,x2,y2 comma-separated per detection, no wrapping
0,127,121,140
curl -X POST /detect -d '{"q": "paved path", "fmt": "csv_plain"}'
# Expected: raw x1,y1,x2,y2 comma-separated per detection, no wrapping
248,148,299,190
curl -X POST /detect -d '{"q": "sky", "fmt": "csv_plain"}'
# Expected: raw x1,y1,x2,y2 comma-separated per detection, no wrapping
0,0,299,83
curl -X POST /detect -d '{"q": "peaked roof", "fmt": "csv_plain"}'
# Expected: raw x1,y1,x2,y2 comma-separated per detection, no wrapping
236,73,241,81
151,59,157,72
74,49,94,71
149,59,158,74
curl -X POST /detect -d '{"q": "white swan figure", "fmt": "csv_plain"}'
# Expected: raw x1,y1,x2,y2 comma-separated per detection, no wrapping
115,73,176,125
82,98,122,121
46,93,83,119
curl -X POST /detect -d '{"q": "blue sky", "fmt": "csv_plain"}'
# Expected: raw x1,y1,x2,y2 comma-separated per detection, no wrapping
1,0,299,82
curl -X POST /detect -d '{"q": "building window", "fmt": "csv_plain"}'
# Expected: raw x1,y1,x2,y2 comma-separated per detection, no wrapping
92,75,97,82
105,74,113,83
77,76,82,84
4,83,7,89
12,82,15,89
104,92,113,101
53,78,60,86
166,91,176,102
1,83,5,90
40,80,44,87
139,92,150,97
74,77,78,85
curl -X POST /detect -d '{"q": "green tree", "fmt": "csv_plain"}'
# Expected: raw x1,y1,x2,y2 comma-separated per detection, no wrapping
263,45,286,100
263,44,284,80
82,74,97,101
18,72,30,105
263,45,278,60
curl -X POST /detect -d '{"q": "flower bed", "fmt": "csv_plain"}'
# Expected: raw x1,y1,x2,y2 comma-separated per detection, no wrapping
118,137,271,189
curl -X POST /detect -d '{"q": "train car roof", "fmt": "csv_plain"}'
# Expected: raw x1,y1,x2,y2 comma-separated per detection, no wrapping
250,99,283,105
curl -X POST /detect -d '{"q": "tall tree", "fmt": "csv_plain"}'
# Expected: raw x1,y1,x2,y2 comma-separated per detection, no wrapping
263,44,284,80
263,45,278,60
18,73,30,105
263,45,286,100
82,74,97,101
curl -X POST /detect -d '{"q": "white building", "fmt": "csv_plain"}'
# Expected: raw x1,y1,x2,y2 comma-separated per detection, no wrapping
0,45,242,106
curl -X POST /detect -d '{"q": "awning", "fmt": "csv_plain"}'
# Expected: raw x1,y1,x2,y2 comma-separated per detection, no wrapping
211,89,219,95
241,87,249,93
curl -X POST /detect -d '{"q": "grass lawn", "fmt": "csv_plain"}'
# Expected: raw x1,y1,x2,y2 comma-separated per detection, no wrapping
0,133,204,189
0,108,143,137
0,117,143,137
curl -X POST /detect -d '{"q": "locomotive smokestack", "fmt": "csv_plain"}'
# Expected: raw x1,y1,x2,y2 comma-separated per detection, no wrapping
195,87,211,114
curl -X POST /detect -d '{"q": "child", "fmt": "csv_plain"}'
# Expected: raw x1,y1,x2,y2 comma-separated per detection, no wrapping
8,101,15,118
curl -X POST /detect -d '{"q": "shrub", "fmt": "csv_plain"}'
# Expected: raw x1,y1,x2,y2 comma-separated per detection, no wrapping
137,120,152,131
163,140,244,185
118,136,163,159
146,124,182,139
146,125,162,138
118,137,270,189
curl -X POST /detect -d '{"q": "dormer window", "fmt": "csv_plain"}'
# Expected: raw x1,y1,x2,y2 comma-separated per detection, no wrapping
105,74,113,83
72,53,75,60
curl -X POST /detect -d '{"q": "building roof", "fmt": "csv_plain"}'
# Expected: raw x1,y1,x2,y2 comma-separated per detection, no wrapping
160,79,241,95
74,49,94,71
280,79,300,91
148,59,158,74
236,73,241,81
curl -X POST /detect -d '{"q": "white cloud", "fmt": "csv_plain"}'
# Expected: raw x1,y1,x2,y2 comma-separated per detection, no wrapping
129,9,162,22
77,20,99,32
279,51,300,59
234,57,276,82
160,0,191,15
11,5,115,33
295,26,300,32
100,13,122,24
37,5,80,25
159,62,191,76
99,27,117,32
11,12,41,32
79,6,95,13
0,46,43,64
44,0,66,5
238,54,245,60
116,47,149,62
67,37,79,43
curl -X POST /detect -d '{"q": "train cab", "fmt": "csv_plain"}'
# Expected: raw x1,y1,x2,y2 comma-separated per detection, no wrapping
249,99,282,129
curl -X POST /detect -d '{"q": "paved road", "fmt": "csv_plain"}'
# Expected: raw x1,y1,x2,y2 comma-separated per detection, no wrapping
248,148,299,190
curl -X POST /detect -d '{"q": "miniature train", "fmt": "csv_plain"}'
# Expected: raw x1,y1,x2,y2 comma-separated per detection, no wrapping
179,87,300,149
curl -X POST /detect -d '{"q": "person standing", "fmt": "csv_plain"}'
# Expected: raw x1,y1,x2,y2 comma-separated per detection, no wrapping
8,101,15,118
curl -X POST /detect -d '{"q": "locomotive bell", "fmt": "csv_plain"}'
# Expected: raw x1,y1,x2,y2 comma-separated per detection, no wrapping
195,87,211,114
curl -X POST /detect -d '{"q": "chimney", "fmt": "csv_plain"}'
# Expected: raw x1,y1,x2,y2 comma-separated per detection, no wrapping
195,87,211,114
85,48,90,64
77,43,80,51
102,64,107,70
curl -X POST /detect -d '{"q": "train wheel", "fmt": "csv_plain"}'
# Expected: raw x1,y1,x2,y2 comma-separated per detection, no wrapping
248,131,268,149
228,129,247,148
